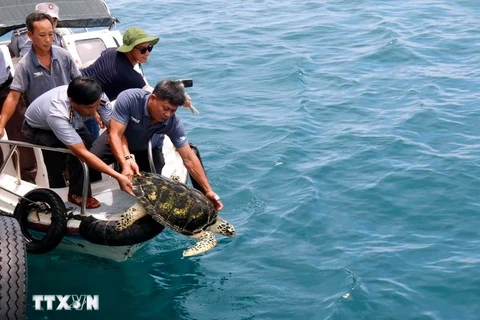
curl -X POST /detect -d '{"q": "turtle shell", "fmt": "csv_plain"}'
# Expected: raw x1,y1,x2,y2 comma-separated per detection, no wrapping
132,172,218,236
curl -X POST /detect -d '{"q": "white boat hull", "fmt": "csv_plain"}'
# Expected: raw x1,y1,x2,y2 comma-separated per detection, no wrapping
0,136,187,262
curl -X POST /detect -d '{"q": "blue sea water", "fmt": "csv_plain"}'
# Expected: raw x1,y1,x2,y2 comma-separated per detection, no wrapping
22,0,480,319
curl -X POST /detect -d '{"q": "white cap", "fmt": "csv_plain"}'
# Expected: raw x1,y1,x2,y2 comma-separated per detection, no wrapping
35,3,60,20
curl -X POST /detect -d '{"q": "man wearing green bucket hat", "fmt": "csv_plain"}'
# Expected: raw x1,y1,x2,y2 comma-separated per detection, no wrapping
81,26,161,139
82,26,159,102
117,26,159,54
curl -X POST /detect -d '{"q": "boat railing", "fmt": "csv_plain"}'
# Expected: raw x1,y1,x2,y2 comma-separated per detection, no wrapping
147,138,157,174
0,137,157,215
0,139,90,214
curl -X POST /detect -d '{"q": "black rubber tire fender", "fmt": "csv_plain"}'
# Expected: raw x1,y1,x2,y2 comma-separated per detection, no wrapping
0,215,27,320
13,188,67,254
79,215,164,246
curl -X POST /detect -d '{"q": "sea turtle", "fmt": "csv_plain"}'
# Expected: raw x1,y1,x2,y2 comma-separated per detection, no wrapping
115,171,235,257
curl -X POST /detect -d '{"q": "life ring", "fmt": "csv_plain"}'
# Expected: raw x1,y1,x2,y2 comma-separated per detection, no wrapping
0,215,27,319
79,215,164,246
14,188,67,254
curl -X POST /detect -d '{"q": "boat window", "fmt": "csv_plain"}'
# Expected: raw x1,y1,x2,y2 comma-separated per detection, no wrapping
74,38,107,65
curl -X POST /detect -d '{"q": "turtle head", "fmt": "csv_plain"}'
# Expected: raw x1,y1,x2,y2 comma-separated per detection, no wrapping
209,217,236,237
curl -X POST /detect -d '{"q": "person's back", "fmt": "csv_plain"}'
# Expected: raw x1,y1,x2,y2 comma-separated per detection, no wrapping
81,47,146,101
8,27,31,58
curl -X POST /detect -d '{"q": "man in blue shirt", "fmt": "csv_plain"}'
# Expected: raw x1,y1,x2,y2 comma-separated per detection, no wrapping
23,77,132,209
90,80,223,210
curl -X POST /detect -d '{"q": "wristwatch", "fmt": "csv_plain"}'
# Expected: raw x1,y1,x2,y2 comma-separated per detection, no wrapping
125,154,135,161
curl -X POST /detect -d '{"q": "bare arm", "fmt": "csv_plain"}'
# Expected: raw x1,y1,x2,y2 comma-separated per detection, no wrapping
108,119,130,167
177,144,223,210
107,119,139,177
0,90,22,138
68,142,134,195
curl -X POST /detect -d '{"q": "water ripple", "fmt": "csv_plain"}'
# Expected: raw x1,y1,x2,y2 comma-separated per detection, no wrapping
24,1,480,319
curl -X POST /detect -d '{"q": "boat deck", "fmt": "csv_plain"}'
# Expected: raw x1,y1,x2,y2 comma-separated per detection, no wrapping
66,178,137,220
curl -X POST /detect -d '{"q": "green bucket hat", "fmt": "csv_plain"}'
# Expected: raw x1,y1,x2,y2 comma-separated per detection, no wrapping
117,27,159,53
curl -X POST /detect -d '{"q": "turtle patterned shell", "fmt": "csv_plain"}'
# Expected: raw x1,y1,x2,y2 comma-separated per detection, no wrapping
132,172,218,236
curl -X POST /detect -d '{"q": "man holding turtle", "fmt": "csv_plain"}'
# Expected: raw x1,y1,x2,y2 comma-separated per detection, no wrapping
90,80,223,211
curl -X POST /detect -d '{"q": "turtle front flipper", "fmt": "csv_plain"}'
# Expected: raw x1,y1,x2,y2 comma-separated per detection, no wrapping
209,217,236,237
115,202,147,231
183,231,217,257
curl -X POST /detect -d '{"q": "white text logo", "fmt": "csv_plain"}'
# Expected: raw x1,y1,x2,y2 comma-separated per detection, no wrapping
32,295,99,311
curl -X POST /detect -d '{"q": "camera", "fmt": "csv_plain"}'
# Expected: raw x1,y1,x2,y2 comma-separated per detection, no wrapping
177,79,193,88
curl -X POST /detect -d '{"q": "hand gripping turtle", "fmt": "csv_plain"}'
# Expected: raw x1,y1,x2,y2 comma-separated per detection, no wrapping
116,172,235,257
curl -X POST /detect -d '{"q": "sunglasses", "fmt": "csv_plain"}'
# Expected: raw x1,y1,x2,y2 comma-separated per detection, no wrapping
134,44,154,54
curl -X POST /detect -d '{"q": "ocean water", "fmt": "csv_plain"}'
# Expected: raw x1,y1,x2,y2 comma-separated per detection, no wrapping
23,0,480,319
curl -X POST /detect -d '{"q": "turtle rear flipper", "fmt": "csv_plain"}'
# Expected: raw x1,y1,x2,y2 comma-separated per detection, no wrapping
209,217,236,237
183,231,217,257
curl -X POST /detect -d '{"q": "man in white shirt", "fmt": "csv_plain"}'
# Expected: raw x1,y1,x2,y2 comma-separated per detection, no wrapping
22,77,133,209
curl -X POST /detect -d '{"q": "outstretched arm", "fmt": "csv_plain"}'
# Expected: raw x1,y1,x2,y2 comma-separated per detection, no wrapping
177,144,223,210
